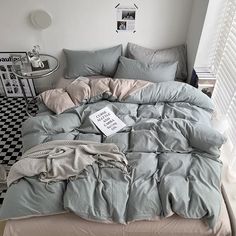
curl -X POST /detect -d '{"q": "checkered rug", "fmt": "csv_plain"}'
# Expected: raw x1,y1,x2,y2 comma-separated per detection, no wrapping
0,96,38,204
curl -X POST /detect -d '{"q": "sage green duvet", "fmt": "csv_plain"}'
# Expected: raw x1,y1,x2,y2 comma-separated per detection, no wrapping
0,79,225,228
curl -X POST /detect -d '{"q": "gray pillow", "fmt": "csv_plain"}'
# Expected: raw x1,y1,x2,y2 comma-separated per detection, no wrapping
126,43,187,81
63,45,122,79
114,56,178,83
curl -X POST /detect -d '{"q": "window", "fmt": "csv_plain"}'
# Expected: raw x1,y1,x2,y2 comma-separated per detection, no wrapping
212,0,236,152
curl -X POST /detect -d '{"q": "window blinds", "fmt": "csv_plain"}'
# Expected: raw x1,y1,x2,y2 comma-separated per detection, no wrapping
212,0,236,147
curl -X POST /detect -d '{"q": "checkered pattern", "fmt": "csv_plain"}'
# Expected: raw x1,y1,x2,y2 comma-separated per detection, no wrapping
0,96,38,204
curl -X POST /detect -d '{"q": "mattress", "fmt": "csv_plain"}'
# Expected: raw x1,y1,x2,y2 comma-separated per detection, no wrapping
2,195,231,236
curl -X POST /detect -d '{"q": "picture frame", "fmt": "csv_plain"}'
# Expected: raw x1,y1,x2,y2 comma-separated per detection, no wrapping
0,52,36,97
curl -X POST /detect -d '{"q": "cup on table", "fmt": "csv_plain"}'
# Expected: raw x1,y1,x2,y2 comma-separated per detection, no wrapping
30,56,44,68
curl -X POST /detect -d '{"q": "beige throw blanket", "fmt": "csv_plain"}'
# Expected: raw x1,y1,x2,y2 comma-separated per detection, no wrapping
7,140,128,187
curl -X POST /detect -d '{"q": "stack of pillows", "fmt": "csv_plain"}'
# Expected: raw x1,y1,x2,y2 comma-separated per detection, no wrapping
40,43,188,114
63,42,188,83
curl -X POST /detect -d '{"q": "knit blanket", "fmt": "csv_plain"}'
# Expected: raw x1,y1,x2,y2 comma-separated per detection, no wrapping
7,140,127,186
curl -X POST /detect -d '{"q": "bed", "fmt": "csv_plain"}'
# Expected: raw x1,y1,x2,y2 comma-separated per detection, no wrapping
0,196,232,236
0,43,233,235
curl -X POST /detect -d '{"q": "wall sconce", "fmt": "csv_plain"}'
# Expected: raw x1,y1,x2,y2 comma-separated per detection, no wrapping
30,10,52,30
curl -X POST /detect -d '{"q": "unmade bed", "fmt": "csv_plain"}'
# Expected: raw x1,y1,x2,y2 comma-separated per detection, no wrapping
0,77,233,235
0,43,233,235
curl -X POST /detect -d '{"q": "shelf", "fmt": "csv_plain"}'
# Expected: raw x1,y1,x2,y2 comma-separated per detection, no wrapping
198,83,215,86
198,77,216,81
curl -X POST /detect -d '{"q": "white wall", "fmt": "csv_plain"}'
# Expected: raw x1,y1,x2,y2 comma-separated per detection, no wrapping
0,0,193,93
194,0,225,68
186,0,209,82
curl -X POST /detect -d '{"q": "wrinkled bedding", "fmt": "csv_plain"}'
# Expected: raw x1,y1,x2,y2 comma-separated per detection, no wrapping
39,77,152,114
0,78,226,228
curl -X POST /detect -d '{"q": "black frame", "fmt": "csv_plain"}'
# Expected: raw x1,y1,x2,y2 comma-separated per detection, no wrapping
0,51,36,97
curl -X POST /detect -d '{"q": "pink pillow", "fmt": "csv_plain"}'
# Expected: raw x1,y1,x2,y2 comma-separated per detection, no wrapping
40,89,75,114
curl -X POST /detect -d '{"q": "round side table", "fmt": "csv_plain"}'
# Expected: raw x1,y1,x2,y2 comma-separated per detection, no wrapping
11,54,59,116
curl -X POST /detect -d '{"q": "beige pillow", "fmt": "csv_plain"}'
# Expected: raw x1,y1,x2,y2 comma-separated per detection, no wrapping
40,89,75,114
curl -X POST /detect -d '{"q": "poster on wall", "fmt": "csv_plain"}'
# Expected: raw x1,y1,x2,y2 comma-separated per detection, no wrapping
0,52,36,97
116,5,137,32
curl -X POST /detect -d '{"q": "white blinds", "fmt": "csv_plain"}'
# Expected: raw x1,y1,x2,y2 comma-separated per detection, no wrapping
212,0,236,148
210,0,236,73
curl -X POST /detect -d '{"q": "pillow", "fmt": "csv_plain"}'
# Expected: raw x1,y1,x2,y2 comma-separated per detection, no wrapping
63,45,122,79
126,42,187,81
114,56,178,83
40,89,75,114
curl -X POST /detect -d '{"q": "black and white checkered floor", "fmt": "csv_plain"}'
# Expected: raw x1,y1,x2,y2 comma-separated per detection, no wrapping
0,96,38,204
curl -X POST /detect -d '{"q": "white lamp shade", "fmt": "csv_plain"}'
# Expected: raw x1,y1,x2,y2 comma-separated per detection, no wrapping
30,10,52,30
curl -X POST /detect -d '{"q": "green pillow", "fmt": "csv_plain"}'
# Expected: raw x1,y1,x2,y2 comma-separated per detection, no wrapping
64,45,122,79
126,43,187,81
114,56,178,83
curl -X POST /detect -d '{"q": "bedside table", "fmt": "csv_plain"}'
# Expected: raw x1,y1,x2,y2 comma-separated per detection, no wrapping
194,67,216,98
11,54,59,116
198,77,216,97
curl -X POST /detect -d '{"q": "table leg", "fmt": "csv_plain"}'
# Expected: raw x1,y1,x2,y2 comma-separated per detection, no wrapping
18,78,34,116
18,78,28,105
27,79,35,98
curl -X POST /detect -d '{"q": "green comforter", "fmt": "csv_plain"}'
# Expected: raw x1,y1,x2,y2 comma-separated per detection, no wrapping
0,79,225,228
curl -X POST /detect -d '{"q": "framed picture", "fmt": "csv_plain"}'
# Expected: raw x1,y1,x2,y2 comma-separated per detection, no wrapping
0,52,36,97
